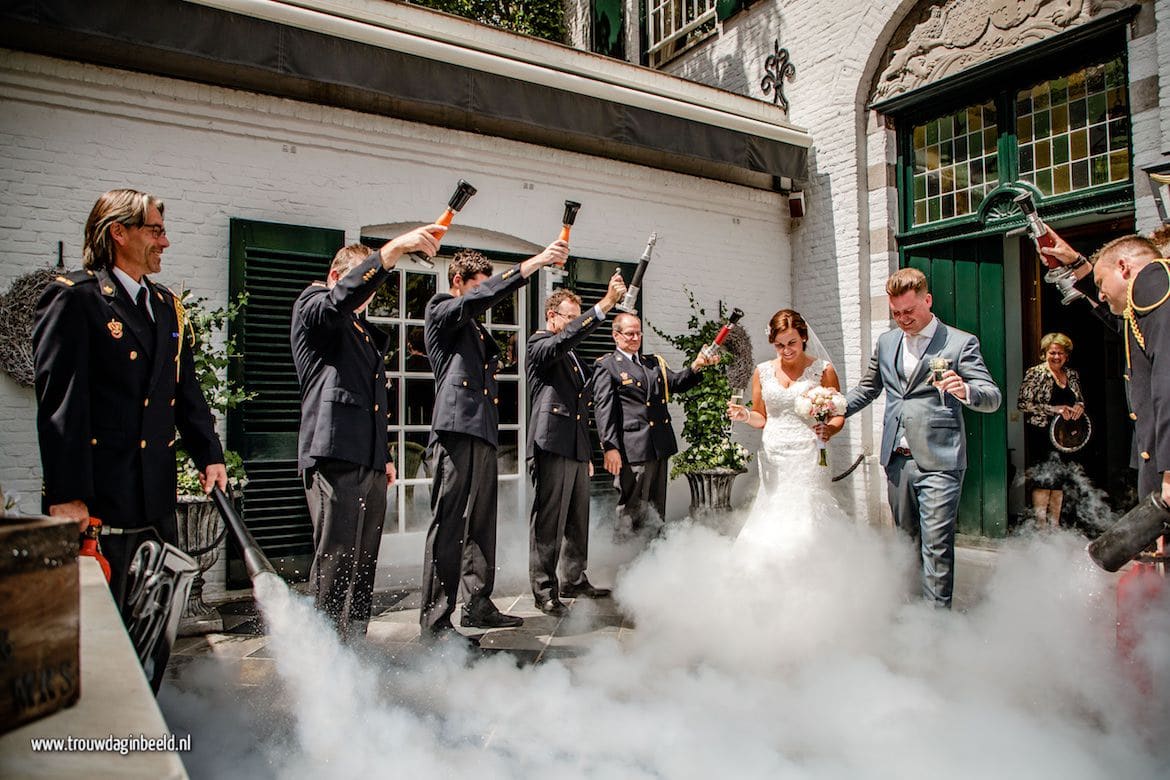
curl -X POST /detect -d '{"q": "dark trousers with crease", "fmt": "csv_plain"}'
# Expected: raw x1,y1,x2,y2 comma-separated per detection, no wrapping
529,448,589,603
420,432,498,632
304,458,387,637
615,457,669,534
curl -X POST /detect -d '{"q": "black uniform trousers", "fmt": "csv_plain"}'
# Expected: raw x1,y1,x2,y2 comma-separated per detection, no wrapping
304,459,387,638
420,432,499,632
615,457,669,535
528,448,589,603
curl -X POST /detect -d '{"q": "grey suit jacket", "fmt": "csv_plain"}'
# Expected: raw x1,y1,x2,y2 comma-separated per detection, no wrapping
845,321,1001,472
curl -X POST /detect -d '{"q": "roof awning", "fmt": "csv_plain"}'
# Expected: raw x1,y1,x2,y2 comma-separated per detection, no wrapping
0,0,811,190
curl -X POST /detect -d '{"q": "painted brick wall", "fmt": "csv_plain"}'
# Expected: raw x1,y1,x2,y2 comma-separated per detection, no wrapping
0,49,791,534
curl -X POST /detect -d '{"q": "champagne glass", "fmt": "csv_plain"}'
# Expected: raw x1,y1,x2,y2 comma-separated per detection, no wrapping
729,389,745,425
929,357,949,404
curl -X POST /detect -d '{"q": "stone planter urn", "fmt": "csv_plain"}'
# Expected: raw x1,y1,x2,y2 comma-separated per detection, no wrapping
174,494,230,635
684,468,746,514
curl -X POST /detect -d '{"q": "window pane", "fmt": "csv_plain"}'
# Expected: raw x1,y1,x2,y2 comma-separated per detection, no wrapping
385,377,399,428
404,326,430,373
497,430,520,475
404,377,433,426
909,99,996,226
492,290,518,326
368,272,400,318
496,380,520,426
401,431,433,533
1015,55,1128,197
404,271,435,320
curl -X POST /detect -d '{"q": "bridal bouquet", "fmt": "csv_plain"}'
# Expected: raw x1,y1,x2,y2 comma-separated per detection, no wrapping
795,386,846,466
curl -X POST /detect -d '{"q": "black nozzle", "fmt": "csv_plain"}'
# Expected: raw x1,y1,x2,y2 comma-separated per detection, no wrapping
210,486,277,580
728,308,745,325
448,180,477,212
1012,191,1037,215
562,200,582,226
1087,492,1170,572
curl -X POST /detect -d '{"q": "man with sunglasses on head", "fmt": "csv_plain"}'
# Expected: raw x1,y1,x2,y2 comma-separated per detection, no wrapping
33,189,227,691
526,271,626,616
590,313,718,538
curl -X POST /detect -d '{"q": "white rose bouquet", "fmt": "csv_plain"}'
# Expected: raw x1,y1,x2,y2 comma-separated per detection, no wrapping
794,386,846,466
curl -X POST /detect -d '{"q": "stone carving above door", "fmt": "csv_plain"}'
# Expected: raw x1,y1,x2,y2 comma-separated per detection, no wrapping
873,0,1137,102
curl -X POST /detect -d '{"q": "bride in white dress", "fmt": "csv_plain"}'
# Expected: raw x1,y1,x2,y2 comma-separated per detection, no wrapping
727,309,847,549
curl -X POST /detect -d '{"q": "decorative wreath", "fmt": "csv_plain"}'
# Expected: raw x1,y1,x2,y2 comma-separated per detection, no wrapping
721,323,755,391
0,268,60,387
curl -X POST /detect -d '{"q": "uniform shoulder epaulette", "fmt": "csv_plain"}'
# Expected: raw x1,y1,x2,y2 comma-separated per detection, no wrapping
152,282,178,300
1131,259,1170,314
54,269,96,286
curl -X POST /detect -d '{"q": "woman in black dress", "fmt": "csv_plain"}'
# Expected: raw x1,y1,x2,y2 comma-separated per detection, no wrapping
1017,332,1085,527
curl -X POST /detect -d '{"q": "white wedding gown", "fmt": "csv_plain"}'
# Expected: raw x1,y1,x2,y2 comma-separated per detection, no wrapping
736,358,844,552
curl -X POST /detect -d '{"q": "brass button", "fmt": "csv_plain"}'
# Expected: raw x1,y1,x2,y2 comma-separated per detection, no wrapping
649,421,655,427
130,351,138,360
1140,451,1150,460
665,417,670,423
1129,412,1137,421
144,399,149,407
462,380,468,387
140,440,147,449
90,438,98,445
167,440,175,448
494,398,499,405
374,404,379,412
484,363,490,369
483,389,488,396
169,399,175,407
576,414,581,420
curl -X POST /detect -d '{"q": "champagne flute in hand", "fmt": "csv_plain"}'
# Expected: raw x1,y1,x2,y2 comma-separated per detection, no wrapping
929,357,949,404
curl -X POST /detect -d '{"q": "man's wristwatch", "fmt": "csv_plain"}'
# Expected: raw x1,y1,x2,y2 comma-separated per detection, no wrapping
1068,254,1088,270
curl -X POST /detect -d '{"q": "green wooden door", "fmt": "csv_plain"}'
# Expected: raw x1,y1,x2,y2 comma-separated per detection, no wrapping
906,237,1008,537
227,219,344,586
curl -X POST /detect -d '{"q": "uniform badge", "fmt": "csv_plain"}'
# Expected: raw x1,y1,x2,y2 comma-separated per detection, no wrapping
620,371,629,380
107,319,124,339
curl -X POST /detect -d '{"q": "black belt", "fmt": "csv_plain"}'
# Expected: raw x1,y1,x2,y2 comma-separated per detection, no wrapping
893,446,913,459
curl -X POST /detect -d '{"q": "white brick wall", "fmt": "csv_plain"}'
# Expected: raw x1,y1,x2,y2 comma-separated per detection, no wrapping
0,50,791,530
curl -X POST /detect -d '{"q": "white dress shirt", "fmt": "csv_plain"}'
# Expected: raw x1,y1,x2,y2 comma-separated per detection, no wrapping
112,265,154,321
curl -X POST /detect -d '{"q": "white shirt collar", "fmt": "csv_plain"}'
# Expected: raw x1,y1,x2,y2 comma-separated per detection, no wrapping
617,348,638,362
111,265,146,299
905,316,939,345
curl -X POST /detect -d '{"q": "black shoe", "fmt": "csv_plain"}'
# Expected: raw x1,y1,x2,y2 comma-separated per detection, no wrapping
460,607,524,629
420,624,480,648
535,598,568,617
560,579,612,599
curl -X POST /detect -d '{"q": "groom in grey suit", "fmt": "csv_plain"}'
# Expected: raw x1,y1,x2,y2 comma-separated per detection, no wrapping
846,268,1001,608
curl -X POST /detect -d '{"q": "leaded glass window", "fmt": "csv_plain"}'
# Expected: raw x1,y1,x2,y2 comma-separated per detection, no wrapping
1016,56,1129,197
911,101,999,226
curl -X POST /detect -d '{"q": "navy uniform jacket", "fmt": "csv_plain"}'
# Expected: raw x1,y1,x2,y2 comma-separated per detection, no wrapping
425,264,527,448
590,350,702,464
526,307,604,461
1125,259,1170,496
291,253,393,473
33,267,224,528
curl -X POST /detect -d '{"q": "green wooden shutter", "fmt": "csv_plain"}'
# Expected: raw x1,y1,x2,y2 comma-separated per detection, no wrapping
905,237,1008,537
227,219,344,587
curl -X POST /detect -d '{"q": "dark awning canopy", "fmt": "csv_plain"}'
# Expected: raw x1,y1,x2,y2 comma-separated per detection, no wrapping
0,0,811,190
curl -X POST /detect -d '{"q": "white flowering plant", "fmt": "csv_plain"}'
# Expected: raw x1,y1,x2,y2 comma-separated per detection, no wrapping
794,386,846,466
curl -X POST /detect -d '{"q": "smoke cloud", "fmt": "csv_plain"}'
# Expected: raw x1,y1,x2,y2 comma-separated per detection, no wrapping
163,501,1170,779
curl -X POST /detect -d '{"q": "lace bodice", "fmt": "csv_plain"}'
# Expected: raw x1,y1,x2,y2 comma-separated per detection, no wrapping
754,358,831,500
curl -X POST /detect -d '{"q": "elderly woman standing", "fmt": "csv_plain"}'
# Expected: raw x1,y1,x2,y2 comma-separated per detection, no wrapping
1016,332,1086,527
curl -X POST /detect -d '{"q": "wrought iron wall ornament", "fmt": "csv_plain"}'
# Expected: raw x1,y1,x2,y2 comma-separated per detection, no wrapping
761,39,796,112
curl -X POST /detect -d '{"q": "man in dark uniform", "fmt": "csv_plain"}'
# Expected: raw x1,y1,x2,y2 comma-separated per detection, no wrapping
421,243,566,644
527,272,626,615
33,188,226,690
1089,236,1170,506
1041,230,1170,506
590,313,718,536
291,230,441,641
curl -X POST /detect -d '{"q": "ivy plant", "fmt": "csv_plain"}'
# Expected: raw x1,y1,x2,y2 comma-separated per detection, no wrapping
175,292,254,497
651,290,752,478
